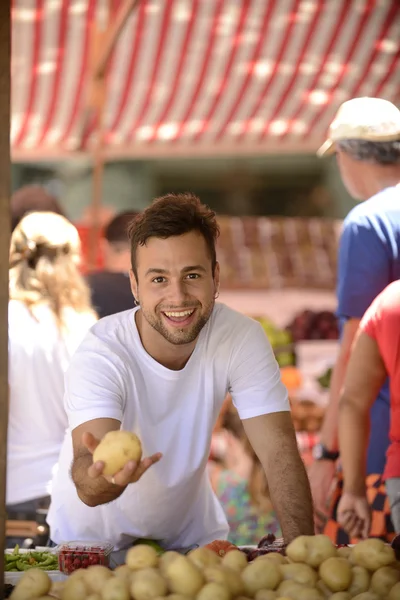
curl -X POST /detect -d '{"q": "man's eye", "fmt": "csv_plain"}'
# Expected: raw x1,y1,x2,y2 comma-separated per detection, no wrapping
152,276,166,283
186,273,200,279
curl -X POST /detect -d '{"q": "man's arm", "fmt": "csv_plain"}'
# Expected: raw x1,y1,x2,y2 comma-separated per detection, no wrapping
71,418,162,507
71,418,123,507
339,331,387,495
319,318,360,452
243,411,314,542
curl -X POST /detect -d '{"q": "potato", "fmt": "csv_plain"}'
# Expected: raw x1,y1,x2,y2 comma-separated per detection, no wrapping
316,579,332,599
280,562,318,587
351,593,380,600
255,591,278,600
93,430,142,475
203,565,244,596
10,569,52,600
86,596,102,600
286,535,336,567
131,567,168,600
188,547,221,570
261,553,287,566
114,564,134,584
160,596,192,599
389,582,400,600
352,539,396,571
329,594,352,600
348,565,371,596
196,582,231,600
319,557,352,592
126,544,159,569
277,582,323,600
370,565,400,597
49,581,65,599
101,576,130,600
164,554,204,595
337,547,352,559
221,549,248,571
84,565,113,592
242,558,282,595
296,589,323,600
159,551,181,574
60,574,89,600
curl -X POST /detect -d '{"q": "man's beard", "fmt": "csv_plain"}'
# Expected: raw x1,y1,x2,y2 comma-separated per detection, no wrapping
141,299,215,345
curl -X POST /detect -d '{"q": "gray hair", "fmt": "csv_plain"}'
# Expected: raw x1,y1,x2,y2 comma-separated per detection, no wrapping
337,138,400,165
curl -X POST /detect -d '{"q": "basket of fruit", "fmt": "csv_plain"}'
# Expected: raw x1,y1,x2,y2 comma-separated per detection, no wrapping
56,540,114,575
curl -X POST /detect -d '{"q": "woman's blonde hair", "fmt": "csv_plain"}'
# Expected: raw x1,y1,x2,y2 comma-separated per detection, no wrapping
9,211,96,329
221,400,273,515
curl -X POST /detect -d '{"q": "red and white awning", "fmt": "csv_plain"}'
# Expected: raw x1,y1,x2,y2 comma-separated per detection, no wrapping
11,0,400,160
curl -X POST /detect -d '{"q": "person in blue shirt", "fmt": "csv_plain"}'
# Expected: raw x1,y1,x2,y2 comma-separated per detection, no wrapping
309,97,400,542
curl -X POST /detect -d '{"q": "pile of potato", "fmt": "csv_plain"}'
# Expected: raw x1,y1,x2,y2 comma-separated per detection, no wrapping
9,534,400,600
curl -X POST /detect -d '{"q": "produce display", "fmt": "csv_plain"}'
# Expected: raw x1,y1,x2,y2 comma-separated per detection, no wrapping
287,310,339,341
290,400,325,433
57,542,114,575
254,317,296,368
317,367,332,390
7,534,400,599
4,547,58,572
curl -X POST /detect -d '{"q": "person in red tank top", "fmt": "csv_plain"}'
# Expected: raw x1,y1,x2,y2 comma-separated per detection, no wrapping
337,280,400,536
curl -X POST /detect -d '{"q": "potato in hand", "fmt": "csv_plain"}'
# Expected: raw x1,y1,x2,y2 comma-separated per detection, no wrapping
93,430,142,476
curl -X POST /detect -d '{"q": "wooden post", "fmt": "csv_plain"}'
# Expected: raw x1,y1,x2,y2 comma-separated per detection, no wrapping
0,1,11,598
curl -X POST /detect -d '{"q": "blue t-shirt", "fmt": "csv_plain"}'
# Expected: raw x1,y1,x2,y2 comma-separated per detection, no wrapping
337,185,400,475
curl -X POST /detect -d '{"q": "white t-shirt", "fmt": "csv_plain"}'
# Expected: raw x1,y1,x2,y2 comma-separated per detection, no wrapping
48,304,289,550
7,301,96,505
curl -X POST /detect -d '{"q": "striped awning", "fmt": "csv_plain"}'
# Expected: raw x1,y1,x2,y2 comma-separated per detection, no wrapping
11,0,400,160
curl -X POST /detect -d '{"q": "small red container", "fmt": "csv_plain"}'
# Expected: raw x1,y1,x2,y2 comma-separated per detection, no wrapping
56,541,114,575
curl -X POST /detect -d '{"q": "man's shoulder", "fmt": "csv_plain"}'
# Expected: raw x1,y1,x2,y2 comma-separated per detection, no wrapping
76,309,135,358
211,303,261,341
344,186,400,228
377,280,400,314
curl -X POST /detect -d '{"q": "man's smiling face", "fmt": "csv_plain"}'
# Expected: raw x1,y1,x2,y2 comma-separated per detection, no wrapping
131,231,219,346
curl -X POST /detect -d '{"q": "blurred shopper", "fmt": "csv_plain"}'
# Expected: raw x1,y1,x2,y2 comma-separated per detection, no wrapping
7,212,97,529
310,97,400,543
209,399,281,545
337,281,400,537
11,184,66,232
86,210,138,318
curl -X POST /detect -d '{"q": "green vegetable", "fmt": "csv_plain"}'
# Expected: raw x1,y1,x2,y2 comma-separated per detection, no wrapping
4,548,58,572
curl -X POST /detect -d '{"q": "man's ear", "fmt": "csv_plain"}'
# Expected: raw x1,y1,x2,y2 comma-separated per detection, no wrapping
129,269,138,300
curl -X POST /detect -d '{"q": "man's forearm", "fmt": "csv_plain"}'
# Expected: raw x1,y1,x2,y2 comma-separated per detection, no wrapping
70,452,126,507
266,444,314,542
339,398,369,495
320,351,348,451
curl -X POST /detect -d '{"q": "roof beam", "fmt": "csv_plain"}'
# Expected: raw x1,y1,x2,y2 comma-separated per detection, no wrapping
94,0,140,80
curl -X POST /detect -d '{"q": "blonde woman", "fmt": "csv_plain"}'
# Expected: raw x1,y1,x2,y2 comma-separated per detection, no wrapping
7,212,97,524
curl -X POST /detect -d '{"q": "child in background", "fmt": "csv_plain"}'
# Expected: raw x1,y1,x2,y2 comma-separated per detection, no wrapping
209,399,281,546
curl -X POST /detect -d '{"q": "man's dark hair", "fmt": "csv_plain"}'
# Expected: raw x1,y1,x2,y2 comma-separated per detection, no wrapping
337,139,400,165
11,185,66,232
104,210,139,245
128,193,219,277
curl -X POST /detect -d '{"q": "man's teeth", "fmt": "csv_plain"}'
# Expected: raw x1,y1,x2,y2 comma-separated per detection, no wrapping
164,310,194,318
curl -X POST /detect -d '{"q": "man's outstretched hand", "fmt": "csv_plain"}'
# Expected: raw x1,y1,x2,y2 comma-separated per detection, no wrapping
82,431,163,488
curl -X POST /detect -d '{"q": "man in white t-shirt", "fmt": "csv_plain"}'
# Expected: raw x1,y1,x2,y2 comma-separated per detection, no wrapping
48,193,314,550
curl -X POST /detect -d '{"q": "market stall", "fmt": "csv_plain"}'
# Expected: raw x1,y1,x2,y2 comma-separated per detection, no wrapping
215,215,341,464
5,533,400,598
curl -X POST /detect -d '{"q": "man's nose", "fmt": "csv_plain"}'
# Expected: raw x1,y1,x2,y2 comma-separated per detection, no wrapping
167,279,188,303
